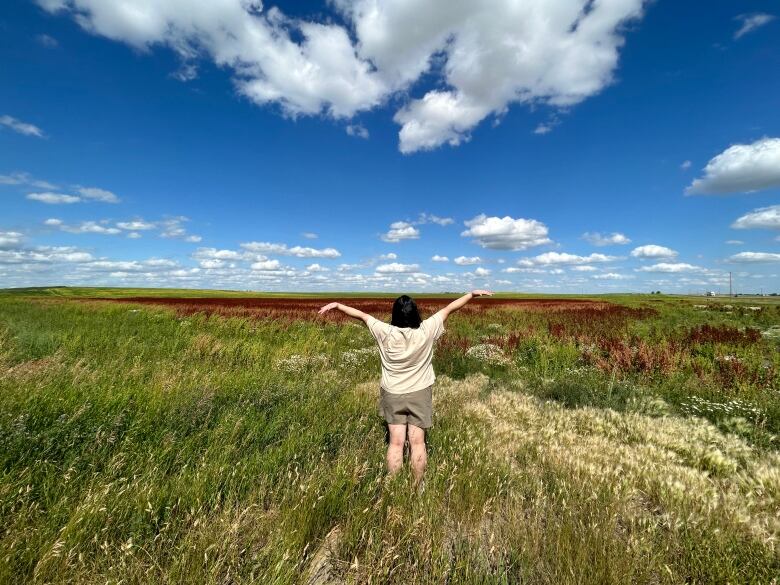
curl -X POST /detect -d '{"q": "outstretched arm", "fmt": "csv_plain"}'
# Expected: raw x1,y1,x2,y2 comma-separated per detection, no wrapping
318,302,372,324
436,289,493,321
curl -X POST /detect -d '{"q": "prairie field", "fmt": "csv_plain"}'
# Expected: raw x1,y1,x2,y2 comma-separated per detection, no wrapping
1,288,779,584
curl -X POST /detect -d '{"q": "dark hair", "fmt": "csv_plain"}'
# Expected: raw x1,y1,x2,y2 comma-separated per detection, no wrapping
391,295,422,328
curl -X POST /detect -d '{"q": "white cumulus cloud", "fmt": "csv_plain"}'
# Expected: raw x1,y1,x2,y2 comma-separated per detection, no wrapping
462,214,552,251
454,256,482,266
727,252,780,263
686,138,780,195
375,262,420,273
0,231,24,248
381,221,420,243
251,259,282,271
50,220,121,235
592,272,633,280
582,232,631,246
519,252,617,266
417,213,454,226
346,124,369,139
431,255,449,262
731,205,780,230
26,192,81,204
636,263,704,273
630,245,678,259
240,241,341,258
117,220,156,231
77,186,120,203
305,263,329,272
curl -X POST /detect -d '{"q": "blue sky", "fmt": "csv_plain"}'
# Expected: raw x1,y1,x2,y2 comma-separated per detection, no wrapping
1,0,779,293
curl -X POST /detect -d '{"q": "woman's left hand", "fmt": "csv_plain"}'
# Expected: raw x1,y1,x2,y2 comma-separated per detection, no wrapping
318,302,339,314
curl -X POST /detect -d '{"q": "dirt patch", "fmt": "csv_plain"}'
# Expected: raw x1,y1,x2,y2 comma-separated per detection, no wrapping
304,526,343,585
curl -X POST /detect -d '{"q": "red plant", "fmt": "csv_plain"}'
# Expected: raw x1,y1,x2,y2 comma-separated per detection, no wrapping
684,324,761,346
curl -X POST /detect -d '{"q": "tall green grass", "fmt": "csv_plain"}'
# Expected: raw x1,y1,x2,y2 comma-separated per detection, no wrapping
1,294,778,583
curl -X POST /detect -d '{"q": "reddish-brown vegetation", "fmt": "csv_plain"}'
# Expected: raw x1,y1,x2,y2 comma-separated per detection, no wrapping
91,296,615,322
546,305,657,342
684,324,762,346
582,338,683,376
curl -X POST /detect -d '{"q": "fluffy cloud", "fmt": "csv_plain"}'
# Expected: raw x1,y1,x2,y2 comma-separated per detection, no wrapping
375,262,420,273
301,232,318,239
630,244,678,259
40,0,387,119
0,172,57,190
356,0,647,152
0,114,45,138
731,205,780,230
116,220,156,231
46,219,121,235
635,263,704,273
42,0,647,153
462,214,552,251
77,186,120,203
240,241,341,258
473,267,491,277
518,252,617,266
571,265,598,272
431,255,449,262
381,221,420,243
27,192,81,204
305,263,329,272
346,124,369,139
454,256,482,266
0,231,24,248
418,214,454,227
686,138,780,195
726,252,780,264
592,272,633,280
379,252,398,260
0,245,94,264
192,247,245,262
87,258,178,271
251,259,282,271
158,217,200,242
26,187,120,204
582,232,631,246
734,13,775,39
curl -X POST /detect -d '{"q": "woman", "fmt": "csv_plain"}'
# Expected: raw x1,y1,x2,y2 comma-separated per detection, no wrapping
318,290,493,484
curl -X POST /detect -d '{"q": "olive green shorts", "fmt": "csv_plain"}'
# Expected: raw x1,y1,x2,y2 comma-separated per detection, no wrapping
378,385,433,429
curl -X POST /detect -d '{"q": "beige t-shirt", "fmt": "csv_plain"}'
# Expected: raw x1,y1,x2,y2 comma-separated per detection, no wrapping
366,311,446,394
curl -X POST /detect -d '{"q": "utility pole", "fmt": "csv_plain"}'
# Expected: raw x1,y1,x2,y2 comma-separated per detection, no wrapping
729,271,732,297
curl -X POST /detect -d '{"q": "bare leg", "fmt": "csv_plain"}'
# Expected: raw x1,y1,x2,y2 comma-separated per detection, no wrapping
408,424,427,485
386,424,406,475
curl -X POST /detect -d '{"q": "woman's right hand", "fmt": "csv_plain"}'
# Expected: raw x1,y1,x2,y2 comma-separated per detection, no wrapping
318,302,339,314
471,289,493,297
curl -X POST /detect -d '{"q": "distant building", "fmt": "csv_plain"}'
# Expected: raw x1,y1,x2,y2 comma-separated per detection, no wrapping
706,291,717,297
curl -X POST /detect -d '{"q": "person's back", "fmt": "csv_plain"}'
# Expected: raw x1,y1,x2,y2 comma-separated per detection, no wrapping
367,312,445,394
